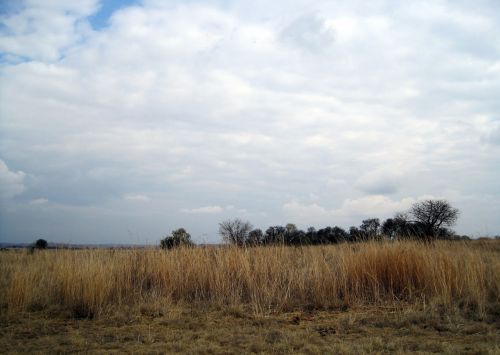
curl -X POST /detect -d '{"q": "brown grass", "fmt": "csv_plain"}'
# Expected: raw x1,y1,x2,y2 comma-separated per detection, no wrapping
1,240,499,319
2,304,499,354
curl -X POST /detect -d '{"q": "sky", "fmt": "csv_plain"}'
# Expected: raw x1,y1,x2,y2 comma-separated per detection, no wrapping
1,0,499,244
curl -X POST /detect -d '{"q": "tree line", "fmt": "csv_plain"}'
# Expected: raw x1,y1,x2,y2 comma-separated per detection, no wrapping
161,199,464,249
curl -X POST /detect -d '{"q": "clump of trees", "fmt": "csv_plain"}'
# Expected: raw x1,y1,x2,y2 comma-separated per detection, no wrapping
219,199,463,246
160,199,463,248
382,200,459,241
160,228,193,249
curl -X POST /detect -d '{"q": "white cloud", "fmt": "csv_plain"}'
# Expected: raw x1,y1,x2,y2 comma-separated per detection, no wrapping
282,201,333,222
0,0,99,61
180,205,223,214
335,195,416,217
29,198,48,205
0,160,26,199
123,194,149,202
283,195,417,225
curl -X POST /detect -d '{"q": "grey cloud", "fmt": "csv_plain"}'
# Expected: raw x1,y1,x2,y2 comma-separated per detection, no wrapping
355,171,401,195
488,126,500,145
280,14,335,52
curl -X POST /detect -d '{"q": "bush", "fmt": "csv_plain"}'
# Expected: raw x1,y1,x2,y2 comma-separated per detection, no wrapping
34,239,48,249
160,228,193,249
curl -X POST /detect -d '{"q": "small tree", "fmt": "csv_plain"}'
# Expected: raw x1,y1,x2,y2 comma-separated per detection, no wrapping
263,226,286,245
382,218,396,239
160,228,193,249
35,239,48,249
382,214,411,239
408,199,459,240
305,227,316,244
247,229,263,246
349,226,363,242
219,219,253,246
285,223,298,233
360,218,380,239
330,226,348,243
316,227,333,244
284,223,302,245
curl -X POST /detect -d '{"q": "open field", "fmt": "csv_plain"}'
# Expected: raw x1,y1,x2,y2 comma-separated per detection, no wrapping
1,240,499,353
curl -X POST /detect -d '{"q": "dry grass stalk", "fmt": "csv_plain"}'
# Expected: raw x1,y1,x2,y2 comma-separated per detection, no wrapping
1,240,498,317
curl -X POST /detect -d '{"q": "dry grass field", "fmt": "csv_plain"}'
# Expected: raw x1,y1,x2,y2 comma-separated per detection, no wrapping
1,240,499,353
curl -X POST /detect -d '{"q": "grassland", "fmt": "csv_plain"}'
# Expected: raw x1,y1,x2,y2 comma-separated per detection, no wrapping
1,240,499,353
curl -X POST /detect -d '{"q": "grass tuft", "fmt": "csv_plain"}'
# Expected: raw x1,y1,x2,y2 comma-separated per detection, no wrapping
1,240,498,318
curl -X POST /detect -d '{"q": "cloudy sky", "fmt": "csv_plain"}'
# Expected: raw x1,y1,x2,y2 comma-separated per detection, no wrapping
1,0,499,244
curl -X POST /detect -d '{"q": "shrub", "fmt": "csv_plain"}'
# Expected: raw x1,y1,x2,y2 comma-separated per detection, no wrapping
160,228,193,249
34,239,48,249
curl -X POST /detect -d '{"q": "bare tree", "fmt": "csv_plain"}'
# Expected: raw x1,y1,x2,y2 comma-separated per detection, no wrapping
218,219,253,246
409,200,459,240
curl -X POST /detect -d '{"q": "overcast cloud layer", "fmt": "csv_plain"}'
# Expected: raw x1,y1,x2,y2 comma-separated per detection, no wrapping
1,0,499,244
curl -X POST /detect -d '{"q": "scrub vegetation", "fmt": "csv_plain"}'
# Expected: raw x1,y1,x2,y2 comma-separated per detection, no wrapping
2,240,499,317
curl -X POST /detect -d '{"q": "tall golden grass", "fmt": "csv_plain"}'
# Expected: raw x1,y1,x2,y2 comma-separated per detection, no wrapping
1,240,499,317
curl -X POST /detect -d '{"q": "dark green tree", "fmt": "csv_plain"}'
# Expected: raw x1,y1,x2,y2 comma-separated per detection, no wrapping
360,218,380,239
247,229,263,246
263,226,286,245
160,228,193,249
35,239,48,249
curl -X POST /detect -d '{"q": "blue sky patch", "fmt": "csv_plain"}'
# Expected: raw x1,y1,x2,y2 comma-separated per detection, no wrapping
88,0,139,30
